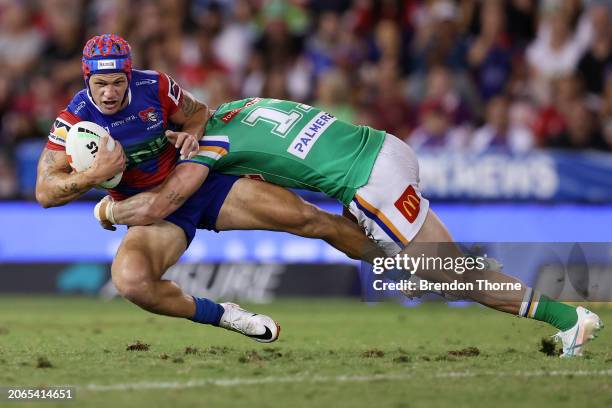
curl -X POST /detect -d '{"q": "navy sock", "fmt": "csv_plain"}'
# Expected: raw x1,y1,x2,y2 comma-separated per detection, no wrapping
189,296,225,326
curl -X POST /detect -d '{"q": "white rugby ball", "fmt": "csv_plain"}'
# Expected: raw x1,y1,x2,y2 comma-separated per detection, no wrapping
65,121,123,189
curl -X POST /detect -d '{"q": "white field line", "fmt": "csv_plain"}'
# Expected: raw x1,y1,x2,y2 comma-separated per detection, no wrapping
82,369,612,392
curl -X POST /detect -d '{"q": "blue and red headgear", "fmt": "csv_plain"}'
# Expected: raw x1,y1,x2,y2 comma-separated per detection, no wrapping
82,34,132,82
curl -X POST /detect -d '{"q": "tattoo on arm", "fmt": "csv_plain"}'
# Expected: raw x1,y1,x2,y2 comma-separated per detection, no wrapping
37,148,92,205
180,93,199,117
43,150,56,166
165,190,186,206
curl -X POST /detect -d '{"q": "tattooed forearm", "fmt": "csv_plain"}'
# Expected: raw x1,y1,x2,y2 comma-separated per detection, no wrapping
58,182,83,194
36,148,96,207
165,190,186,206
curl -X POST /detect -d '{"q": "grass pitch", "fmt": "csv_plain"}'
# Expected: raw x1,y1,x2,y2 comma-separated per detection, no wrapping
0,297,610,408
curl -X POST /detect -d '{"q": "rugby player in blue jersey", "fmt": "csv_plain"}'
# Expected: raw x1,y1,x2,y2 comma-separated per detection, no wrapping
36,34,384,343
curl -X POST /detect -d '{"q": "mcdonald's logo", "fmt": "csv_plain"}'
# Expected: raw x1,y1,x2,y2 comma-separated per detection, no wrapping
394,185,420,223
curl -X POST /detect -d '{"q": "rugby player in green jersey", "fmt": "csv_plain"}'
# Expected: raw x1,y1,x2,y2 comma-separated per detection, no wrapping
100,98,602,356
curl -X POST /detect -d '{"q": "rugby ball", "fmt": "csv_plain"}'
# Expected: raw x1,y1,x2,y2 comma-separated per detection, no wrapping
65,121,123,189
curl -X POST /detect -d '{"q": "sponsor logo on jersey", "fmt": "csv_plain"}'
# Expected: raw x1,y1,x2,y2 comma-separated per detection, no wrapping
111,114,137,127
97,59,117,69
74,101,86,114
49,118,72,144
138,107,158,123
222,98,261,123
394,185,420,223
287,112,336,159
135,79,157,86
124,134,167,165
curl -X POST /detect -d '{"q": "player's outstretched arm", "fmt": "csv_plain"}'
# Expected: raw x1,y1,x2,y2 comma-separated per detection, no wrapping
96,163,210,226
36,137,126,208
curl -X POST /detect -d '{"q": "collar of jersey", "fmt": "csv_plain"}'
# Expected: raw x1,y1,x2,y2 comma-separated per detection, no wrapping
86,88,132,115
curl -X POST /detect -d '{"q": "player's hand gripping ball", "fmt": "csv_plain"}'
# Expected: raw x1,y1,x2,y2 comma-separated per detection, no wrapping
65,121,124,188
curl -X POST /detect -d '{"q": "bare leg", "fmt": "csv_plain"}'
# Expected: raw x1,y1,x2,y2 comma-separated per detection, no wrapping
111,221,195,317
402,209,526,314
216,178,385,263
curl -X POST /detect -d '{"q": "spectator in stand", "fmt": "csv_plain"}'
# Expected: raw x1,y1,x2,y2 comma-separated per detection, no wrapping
408,99,467,151
469,95,534,154
418,65,475,127
38,0,84,92
604,118,612,151
256,13,303,72
0,0,44,79
467,0,512,101
576,2,611,97
526,2,586,104
212,0,257,80
314,69,356,124
365,59,414,141
533,74,583,145
411,0,469,74
601,73,612,134
549,99,606,150
505,0,537,49
0,150,18,199
304,11,342,78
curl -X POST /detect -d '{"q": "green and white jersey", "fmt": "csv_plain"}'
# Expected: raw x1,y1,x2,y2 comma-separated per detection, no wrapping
192,98,385,205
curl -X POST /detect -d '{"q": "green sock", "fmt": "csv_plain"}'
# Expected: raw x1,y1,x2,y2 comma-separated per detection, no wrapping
525,291,578,331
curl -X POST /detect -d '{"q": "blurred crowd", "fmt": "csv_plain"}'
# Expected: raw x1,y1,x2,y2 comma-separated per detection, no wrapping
0,0,611,199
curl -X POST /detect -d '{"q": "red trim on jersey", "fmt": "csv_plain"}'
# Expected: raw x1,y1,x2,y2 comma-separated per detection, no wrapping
45,140,65,151
157,71,183,125
58,109,81,125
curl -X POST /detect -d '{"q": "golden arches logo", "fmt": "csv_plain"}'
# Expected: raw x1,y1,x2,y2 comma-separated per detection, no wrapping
394,185,420,223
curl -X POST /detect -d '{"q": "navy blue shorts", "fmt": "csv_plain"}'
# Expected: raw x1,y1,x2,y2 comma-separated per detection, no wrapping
164,172,239,246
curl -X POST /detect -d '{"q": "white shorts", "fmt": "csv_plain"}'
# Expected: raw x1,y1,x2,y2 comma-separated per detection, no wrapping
348,134,429,256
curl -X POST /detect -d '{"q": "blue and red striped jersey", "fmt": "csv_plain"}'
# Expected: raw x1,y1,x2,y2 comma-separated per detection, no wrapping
47,69,184,200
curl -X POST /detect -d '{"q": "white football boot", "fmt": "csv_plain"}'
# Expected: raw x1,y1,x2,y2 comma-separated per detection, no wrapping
219,303,280,343
553,306,603,357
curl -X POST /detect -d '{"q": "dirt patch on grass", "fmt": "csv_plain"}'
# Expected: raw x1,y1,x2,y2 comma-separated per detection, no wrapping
206,346,231,355
184,347,199,355
126,341,150,351
238,350,265,363
0,327,9,335
36,356,53,368
539,337,560,356
393,355,412,363
447,347,480,357
361,349,385,358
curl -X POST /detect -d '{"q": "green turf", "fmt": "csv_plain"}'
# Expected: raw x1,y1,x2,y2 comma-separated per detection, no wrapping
0,297,610,408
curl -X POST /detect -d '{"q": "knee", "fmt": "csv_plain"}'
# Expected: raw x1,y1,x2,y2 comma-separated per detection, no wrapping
112,257,157,309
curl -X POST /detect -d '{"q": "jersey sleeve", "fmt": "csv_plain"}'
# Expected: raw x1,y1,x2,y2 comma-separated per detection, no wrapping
180,136,230,168
46,109,82,150
157,71,184,122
